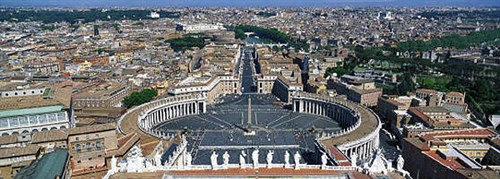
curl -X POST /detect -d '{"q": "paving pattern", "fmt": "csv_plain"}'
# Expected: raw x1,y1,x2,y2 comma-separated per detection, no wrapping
153,94,342,165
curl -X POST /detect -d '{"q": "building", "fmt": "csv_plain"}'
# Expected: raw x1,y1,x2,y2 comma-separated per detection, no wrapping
444,92,465,105
255,46,303,103
416,89,444,107
150,12,160,18
0,135,22,148
168,75,241,104
176,23,226,33
442,91,468,114
407,106,475,130
0,145,41,179
353,68,399,84
0,85,73,141
73,82,131,109
0,82,50,98
65,122,138,179
68,123,117,173
272,75,303,103
327,75,382,107
22,57,62,74
402,129,499,179
402,123,434,138
376,95,412,128
168,44,242,103
31,129,68,153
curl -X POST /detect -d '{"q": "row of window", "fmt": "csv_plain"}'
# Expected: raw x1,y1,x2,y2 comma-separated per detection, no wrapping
1,89,44,97
75,154,102,164
74,141,103,152
0,112,66,128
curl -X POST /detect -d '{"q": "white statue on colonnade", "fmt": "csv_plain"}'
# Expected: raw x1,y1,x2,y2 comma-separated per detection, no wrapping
396,155,404,171
252,149,259,168
223,151,230,169
321,152,328,169
294,151,301,170
351,153,358,167
239,150,247,168
284,150,290,167
210,151,219,170
266,150,274,168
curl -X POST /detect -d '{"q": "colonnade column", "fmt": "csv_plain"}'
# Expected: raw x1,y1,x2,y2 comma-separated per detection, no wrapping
293,100,297,112
299,100,304,113
195,101,199,114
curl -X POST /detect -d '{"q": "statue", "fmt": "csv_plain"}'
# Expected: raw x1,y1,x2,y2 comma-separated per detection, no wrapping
154,150,162,167
126,146,146,172
351,153,358,167
239,150,247,168
111,155,118,171
210,151,219,170
182,135,187,144
223,151,230,169
185,152,192,168
294,151,301,170
396,155,405,171
321,152,328,169
252,149,259,168
284,150,290,167
266,150,274,168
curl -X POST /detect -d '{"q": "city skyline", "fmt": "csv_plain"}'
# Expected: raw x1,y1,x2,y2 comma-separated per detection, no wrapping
2,0,500,8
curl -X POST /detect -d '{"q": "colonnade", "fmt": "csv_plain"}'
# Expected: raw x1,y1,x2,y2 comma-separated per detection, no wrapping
338,136,379,159
292,92,381,160
135,94,207,138
294,98,358,127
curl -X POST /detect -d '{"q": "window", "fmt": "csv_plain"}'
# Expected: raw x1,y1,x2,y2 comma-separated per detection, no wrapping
96,141,102,149
75,137,79,141
77,160,81,163
86,142,92,151
76,144,81,152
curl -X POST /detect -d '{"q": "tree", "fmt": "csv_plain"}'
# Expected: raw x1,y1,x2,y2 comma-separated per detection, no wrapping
445,76,466,92
165,36,206,52
471,79,495,102
396,73,416,95
123,89,158,108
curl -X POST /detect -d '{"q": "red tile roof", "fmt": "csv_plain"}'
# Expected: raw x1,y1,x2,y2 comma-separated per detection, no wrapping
424,151,465,170
420,128,497,141
328,147,351,166
408,107,433,124
417,88,439,94
446,92,464,97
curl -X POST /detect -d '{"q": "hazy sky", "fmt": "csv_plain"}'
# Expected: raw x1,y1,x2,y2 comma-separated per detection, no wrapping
2,0,500,8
